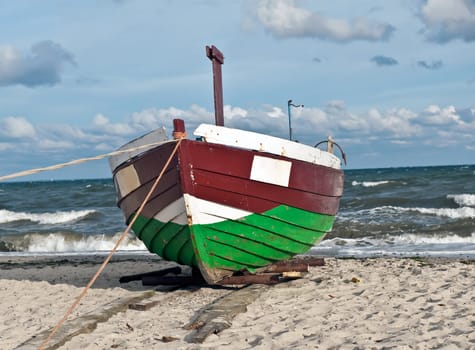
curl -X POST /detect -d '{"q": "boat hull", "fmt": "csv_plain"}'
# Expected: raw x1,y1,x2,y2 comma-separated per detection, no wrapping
111,129,344,284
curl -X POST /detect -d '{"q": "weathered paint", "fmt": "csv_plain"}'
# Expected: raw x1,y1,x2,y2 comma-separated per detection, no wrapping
108,127,168,171
189,200,334,283
111,125,344,284
132,213,196,267
128,201,333,282
183,193,253,225
194,124,342,169
178,139,343,216
115,164,140,198
205,46,225,126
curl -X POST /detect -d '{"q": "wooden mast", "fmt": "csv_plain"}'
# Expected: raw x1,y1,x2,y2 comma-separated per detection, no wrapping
206,45,224,126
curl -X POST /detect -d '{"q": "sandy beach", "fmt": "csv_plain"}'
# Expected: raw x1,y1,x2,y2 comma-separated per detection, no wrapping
0,254,473,349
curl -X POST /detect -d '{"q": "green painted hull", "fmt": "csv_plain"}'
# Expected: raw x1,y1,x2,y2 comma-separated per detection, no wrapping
131,204,334,277
132,215,197,267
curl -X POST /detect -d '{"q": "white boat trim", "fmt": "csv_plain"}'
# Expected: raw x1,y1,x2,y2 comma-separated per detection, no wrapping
183,193,253,225
194,124,341,169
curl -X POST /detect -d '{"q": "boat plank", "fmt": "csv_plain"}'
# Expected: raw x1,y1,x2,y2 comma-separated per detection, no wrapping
119,176,182,221
184,284,268,343
179,140,344,197
191,169,341,215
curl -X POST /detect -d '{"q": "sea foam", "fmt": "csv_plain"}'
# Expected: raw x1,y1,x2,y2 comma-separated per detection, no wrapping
447,194,475,207
362,205,475,220
402,206,475,219
311,233,475,258
352,180,391,187
26,233,146,253
0,209,95,224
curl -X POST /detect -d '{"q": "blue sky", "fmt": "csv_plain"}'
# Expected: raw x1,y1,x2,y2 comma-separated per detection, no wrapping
0,0,474,181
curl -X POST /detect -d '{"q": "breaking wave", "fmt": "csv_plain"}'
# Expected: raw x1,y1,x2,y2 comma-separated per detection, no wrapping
0,232,146,253
312,233,475,258
351,180,392,187
341,205,475,220
0,209,95,225
447,194,475,207
396,206,475,219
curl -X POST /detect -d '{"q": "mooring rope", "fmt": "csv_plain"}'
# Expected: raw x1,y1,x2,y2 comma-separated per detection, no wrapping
37,137,183,350
0,138,175,182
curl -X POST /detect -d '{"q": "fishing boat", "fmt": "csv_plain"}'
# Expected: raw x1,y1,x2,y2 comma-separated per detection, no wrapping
109,46,345,284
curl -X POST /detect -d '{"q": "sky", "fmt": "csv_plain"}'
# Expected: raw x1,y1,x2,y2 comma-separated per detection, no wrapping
0,0,474,181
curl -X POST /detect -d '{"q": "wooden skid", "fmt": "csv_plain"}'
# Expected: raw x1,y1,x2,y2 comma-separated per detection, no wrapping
119,266,182,283
118,257,325,287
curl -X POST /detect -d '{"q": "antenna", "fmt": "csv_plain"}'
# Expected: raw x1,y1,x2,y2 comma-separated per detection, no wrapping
287,99,304,141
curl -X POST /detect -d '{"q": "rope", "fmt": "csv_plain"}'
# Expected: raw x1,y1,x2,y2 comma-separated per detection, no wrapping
37,137,183,350
0,139,175,182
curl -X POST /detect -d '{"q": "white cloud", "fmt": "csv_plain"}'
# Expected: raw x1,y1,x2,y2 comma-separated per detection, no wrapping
294,107,333,136
306,102,420,139
44,124,87,140
0,41,75,87
366,108,420,138
129,106,213,133
94,143,114,152
252,0,394,42
390,140,412,145
224,105,248,119
1,103,473,176
128,105,218,134
332,107,417,137
420,105,462,125
37,139,75,150
0,117,37,138
93,114,108,127
420,0,475,42
226,104,288,135
265,106,285,119
92,114,134,136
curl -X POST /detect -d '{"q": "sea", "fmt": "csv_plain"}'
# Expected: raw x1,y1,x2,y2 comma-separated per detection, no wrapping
0,164,474,259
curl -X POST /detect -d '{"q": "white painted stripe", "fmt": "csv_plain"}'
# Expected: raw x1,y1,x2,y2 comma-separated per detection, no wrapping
183,194,252,225
153,198,188,225
115,165,140,197
172,212,188,225
250,155,292,187
194,124,341,169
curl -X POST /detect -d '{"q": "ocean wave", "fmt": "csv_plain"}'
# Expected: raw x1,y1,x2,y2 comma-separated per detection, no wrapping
0,209,95,224
401,206,475,219
351,180,392,187
356,205,475,220
312,233,475,258
13,232,146,253
391,233,475,244
323,233,475,246
28,233,145,253
447,194,475,207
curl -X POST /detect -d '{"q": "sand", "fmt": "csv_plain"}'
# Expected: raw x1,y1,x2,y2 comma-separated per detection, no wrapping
0,254,473,349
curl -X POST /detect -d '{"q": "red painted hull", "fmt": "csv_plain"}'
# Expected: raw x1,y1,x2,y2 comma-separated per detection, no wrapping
178,140,344,215
113,139,343,223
